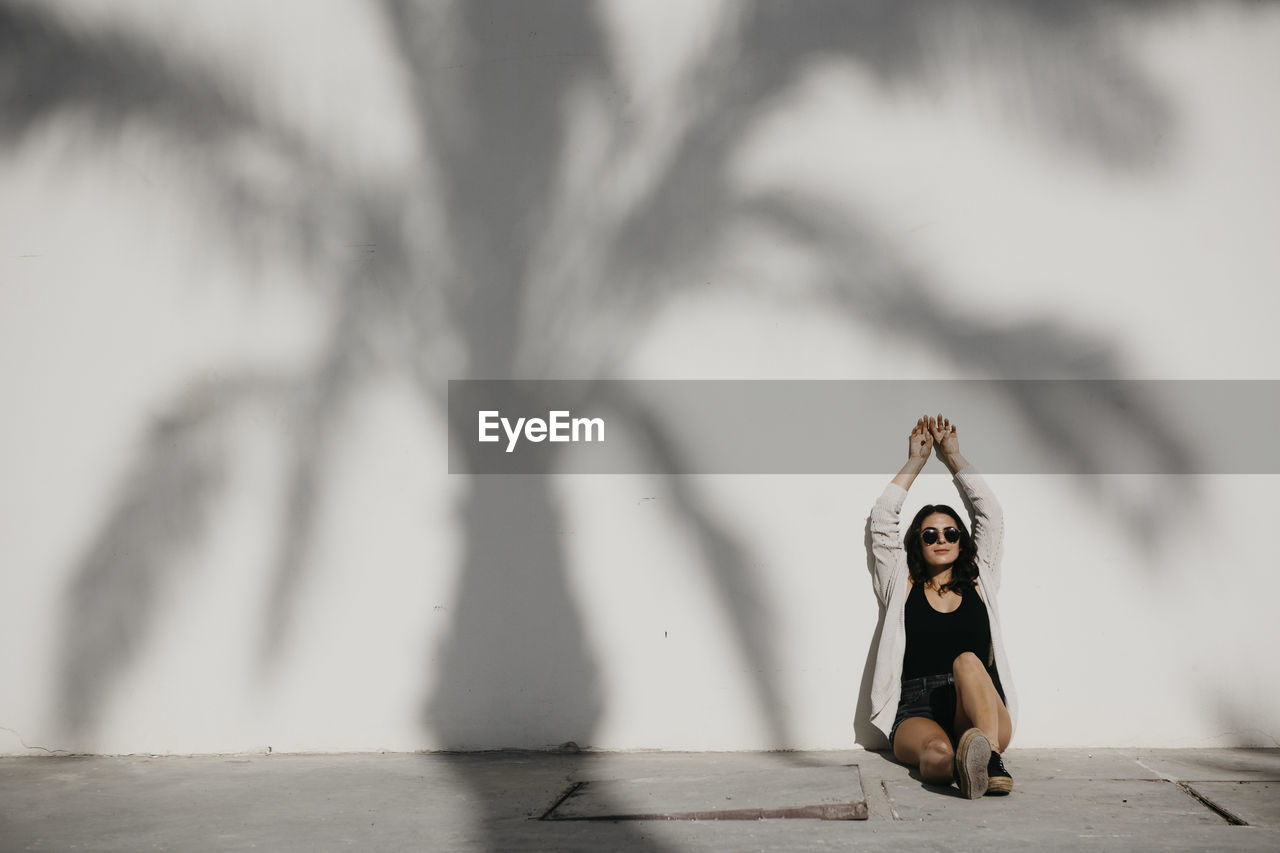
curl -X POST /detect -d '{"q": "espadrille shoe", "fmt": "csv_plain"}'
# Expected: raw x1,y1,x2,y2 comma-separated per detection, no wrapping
985,750,1013,795
953,728,991,799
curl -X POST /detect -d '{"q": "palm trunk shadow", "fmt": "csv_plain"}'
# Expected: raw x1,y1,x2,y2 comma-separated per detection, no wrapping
425,472,679,849
426,474,599,747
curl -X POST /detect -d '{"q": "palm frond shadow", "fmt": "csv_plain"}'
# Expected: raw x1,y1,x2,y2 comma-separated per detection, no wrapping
5,2,1264,791
600,386,798,755
0,3,243,145
57,375,282,744
0,0,352,277
748,193,1201,533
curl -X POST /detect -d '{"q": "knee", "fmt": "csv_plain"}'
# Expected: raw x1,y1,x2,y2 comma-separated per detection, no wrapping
923,735,953,759
952,651,984,679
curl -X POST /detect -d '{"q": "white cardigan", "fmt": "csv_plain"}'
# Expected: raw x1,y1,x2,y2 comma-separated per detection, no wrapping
867,465,1018,742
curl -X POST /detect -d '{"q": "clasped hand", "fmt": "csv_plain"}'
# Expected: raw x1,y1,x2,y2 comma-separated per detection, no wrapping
909,414,960,463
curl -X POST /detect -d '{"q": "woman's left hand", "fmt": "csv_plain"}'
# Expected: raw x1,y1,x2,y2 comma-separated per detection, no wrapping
928,414,961,458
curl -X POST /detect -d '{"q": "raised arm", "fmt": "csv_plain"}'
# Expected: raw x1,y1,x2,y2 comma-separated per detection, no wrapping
892,416,934,490
928,414,1005,591
870,417,934,604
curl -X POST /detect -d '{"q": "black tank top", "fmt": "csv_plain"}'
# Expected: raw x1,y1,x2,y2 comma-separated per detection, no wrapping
901,581,994,680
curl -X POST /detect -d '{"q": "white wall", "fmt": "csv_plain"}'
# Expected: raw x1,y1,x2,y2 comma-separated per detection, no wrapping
2,0,1278,755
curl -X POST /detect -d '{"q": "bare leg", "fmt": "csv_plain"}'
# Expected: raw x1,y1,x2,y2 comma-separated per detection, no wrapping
892,717,955,784
952,652,1012,752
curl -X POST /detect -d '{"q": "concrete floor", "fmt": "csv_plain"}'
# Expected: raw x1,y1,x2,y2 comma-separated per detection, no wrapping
2,748,1278,851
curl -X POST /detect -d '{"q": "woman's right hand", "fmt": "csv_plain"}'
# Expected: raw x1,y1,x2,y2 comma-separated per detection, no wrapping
909,416,934,461
892,417,933,490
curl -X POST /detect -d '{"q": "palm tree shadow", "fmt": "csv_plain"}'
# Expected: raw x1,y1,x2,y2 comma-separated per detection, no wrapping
4,7,1273,846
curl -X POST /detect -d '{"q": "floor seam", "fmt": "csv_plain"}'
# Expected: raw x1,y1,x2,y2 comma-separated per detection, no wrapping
1175,781,1250,826
880,779,902,821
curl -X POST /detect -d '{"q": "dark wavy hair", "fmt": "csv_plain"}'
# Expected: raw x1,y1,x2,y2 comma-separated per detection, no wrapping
905,504,979,595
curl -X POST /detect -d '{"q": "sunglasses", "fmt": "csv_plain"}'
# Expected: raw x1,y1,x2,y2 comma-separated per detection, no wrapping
921,527,961,546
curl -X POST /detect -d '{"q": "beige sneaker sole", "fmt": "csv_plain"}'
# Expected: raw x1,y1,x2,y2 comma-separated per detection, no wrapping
986,775,1013,795
954,728,991,799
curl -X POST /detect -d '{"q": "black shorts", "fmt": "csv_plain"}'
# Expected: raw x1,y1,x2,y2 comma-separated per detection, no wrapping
889,669,1007,750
